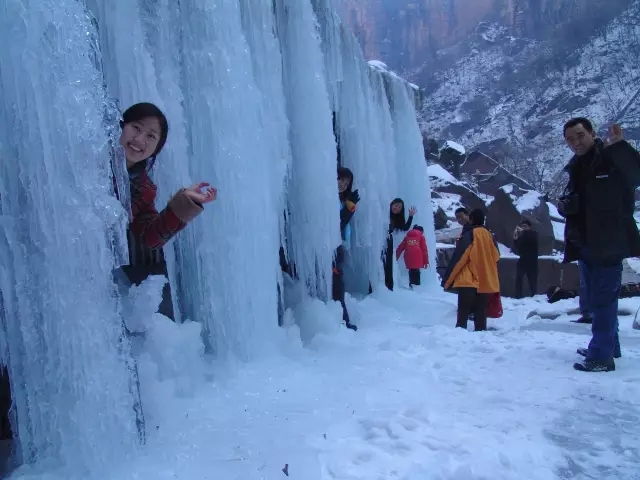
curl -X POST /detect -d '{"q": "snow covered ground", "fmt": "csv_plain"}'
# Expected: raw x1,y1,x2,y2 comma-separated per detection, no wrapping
12,287,640,480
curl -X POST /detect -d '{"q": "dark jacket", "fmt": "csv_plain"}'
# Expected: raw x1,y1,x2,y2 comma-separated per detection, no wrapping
560,140,640,264
513,230,539,266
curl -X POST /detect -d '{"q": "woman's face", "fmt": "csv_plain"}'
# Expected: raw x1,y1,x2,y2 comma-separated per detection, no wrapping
391,202,403,214
338,177,350,193
120,116,162,167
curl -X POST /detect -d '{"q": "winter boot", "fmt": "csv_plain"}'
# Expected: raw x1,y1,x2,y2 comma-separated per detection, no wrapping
573,359,615,372
577,347,620,359
345,321,358,331
572,316,592,324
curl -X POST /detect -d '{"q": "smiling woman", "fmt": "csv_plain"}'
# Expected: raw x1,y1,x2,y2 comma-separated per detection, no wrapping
116,103,217,321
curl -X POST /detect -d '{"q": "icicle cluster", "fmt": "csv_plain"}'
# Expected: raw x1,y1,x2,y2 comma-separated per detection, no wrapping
0,0,435,472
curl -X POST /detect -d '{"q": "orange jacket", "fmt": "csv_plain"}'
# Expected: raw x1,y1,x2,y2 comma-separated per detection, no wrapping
441,225,500,293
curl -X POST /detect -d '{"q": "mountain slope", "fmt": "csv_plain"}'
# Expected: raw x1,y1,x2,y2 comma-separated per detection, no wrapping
418,0,640,194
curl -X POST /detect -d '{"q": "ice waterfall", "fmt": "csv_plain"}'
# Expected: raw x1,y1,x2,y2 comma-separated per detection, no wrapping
0,0,434,475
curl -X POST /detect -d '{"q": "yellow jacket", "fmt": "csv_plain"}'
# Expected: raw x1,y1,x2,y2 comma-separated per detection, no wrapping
442,225,500,293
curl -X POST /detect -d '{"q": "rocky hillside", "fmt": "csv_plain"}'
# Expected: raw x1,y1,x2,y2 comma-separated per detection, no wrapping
342,0,640,195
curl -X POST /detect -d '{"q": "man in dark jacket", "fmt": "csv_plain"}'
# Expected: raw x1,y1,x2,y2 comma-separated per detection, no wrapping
513,219,539,298
559,118,640,372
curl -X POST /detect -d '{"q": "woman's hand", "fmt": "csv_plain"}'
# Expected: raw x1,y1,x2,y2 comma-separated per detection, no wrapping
184,182,217,204
408,206,417,216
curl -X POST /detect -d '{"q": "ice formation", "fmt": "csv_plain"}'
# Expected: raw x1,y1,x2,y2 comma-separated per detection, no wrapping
0,0,435,474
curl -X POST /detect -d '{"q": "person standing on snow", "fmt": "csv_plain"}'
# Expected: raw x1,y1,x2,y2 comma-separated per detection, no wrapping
513,219,539,298
384,198,417,290
334,167,359,331
560,118,640,372
396,225,429,288
441,209,500,331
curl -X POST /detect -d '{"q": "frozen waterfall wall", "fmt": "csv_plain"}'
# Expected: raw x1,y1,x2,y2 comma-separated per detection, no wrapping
0,0,434,474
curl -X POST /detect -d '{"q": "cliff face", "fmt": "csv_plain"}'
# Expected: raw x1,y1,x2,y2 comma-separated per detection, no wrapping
341,0,625,79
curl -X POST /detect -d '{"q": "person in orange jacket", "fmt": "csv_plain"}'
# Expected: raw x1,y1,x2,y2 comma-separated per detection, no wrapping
441,209,500,331
396,225,429,287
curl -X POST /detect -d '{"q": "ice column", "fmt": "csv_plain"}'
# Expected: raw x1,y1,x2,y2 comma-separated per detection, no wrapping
384,75,437,285
313,0,391,292
0,0,138,469
274,0,340,299
176,0,281,360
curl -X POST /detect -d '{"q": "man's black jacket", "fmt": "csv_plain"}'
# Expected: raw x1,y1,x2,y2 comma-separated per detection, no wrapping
560,139,640,264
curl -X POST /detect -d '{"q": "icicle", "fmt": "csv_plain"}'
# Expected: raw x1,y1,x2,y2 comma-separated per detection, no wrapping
0,0,138,470
313,0,391,292
274,0,340,299
237,0,292,296
382,74,437,285
176,0,280,360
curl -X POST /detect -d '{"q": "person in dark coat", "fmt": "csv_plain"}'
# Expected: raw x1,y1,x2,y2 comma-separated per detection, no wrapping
512,219,539,298
384,198,416,290
115,103,217,321
559,118,640,372
334,167,359,331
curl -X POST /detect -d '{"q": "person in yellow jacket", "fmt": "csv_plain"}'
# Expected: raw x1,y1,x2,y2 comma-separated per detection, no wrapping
441,209,500,331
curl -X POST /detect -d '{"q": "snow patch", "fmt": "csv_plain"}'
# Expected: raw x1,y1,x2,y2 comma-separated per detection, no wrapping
441,140,466,155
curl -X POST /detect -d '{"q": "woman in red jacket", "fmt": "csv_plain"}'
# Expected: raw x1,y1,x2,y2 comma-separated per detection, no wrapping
396,225,429,287
116,103,216,320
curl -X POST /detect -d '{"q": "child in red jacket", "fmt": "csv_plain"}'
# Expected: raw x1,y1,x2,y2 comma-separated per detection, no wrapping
396,225,429,287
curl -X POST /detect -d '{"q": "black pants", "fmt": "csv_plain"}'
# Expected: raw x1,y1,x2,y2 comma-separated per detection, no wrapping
515,261,538,298
409,269,421,286
456,287,488,331
0,368,11,441
383,235,394,290
333,247,351,324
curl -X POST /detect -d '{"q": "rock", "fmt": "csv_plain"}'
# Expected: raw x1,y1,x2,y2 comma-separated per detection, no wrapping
435,244,456,279
431,178,487,214
498,257,579,298
462,151,534,197
433,205,449,230
486,184,554,255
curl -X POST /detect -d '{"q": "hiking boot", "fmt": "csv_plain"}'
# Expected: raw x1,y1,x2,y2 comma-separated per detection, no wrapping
572,316,592,324
577,347,620,359
345,322,358,331
573,359,615,372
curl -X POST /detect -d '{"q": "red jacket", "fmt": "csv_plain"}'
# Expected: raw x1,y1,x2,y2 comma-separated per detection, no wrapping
396,229,429,269
127,169,203,250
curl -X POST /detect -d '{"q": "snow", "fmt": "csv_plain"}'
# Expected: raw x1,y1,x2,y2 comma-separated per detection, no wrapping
427,163,459,184
501,185,541,213
547,202,562,221
434,193,465,219
441,140,466,155
13,288,640,479
627,257,640,274
552,221,565,242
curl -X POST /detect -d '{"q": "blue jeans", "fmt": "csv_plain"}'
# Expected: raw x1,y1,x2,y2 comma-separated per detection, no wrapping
581,255,622,361
578,260,591,318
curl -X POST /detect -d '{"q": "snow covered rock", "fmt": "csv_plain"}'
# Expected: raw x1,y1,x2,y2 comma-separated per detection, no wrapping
486,184,554,255
433,205,449,230
461,151,535,197
428,164,487,215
